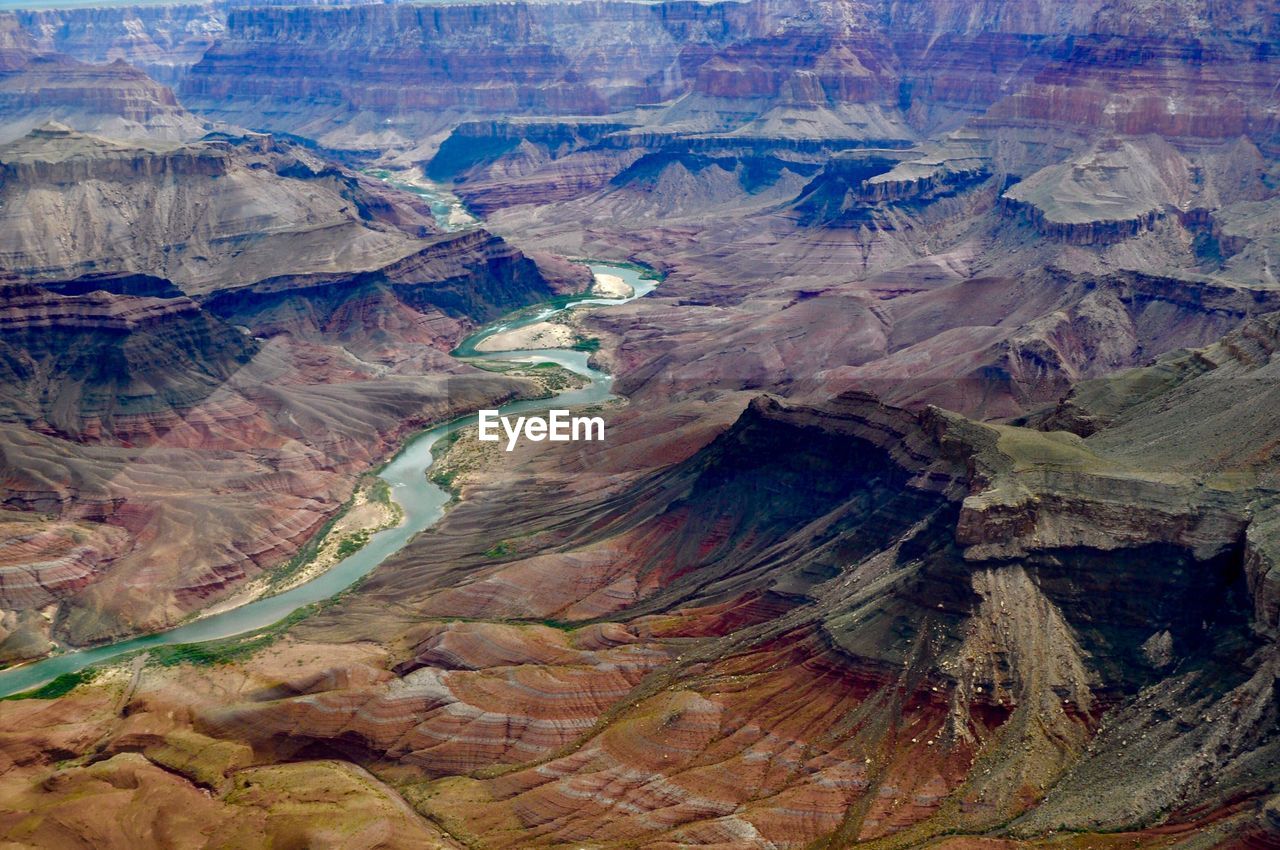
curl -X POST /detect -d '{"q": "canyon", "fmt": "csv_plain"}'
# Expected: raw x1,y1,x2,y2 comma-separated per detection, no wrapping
0,0,1278,848
0,114,586,661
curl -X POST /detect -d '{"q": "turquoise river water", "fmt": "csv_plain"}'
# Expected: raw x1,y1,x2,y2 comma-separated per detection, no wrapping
0,263,658,697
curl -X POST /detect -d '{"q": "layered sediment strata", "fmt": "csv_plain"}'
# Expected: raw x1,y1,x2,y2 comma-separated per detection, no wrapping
0,124,438,290
793,142,988,226
10,2,224,87
208,621,675,776
115,375,1275,846
0,51,205,144
0,283,256,440
977,33,1280,142
0,122,581,651
201,227,572,337
179,0,783,148
0,511,130,611
0,13,204,141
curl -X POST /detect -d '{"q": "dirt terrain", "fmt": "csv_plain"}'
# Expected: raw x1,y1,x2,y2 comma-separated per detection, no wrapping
0,1,1279,847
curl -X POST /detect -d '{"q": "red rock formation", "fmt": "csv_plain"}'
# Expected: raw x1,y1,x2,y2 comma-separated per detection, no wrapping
0,118,584,651
0,32,205,144
179,0,783,146
154,378,1277,846
0,4,1278,847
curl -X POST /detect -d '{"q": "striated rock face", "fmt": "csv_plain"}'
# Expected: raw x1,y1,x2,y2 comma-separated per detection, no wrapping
793,145,988,226
159,373,1277,847
0,115,580,650
11,3,225,86
0,50,206,144
0,283,257,441
208,621,675,777
0,124,434,291
977,34,1280,142
180,0,782,148
367,0,1280,261
0,10,206,142
201,227,571,339
0,510,129,614
0,14,33,69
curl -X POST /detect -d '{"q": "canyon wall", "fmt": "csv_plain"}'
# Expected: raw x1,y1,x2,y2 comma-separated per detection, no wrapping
0,119,582,657
1,3,1279,847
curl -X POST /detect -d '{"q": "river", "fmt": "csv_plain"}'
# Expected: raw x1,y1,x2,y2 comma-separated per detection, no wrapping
0,263,658,698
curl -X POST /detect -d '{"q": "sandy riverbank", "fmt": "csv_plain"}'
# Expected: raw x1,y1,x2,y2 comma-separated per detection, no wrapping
591,272,633,298
474,321,576,352
197,482,403,619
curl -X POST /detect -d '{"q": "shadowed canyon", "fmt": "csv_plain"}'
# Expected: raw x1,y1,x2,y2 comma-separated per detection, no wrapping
0,0,1279,847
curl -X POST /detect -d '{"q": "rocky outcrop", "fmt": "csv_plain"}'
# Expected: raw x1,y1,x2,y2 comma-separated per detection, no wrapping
0,125,436,291
0,121,226,182
0,283,257,441
175,379,1278,846
0,9,208,143
428,119,635,182
201,227,568,336
793,144,990,226
10,3,224,86
999,136,1271,244
0,50,206,144
1245,518,1280,639
179,0,781,148
978,34,1280,142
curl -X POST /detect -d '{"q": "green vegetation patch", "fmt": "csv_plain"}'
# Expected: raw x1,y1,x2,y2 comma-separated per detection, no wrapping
428,430,465,492
2,668,94,701
335,530,371,559
367,477,393,506
148,605,317,668
484,540,515,558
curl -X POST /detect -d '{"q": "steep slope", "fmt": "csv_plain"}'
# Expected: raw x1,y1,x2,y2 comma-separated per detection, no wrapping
0,119,583,658
0,13,206,146
0,124,435,289
0,281,257,440
13,361,1274,847
2,2,1280,846
179,0,783,152
11,2,226,86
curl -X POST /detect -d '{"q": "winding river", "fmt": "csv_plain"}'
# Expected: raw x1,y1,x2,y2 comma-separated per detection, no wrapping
0,263,658,698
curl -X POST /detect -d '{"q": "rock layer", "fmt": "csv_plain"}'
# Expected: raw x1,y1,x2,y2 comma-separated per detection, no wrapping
156,377,1279,847
0,120,580,650
0,124,434,290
